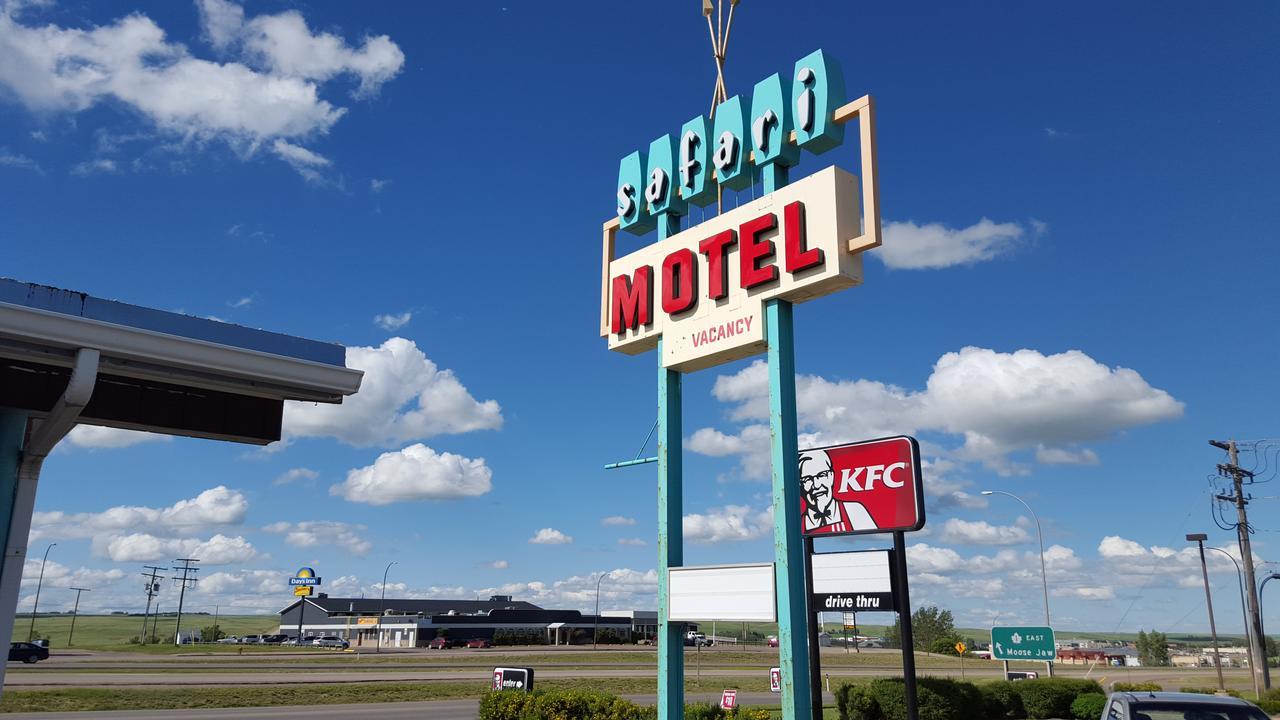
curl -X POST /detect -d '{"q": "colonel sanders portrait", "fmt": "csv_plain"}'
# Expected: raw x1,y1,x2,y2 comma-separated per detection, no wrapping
799,449,874,534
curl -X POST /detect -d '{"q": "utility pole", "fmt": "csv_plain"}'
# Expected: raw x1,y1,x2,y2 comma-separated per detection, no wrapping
140,566,165,644
66,587,90,647
1212,439,1269,689
171,558,199,647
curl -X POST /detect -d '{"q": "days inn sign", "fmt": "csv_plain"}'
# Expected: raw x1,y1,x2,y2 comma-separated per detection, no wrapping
600,50,881,371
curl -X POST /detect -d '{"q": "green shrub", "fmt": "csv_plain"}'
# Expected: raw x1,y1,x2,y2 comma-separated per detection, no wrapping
980,681,1026,719
1260,688,1280,702
1071,693,1107,720
835,678,982,720
685,703,727,720
1112,682,1161,692
1012,679,1104,720
491,628,546,646
1257,699,1280,714
1179,686,1216,694
836,683,880,720
478,689,656,720
734,708,771,720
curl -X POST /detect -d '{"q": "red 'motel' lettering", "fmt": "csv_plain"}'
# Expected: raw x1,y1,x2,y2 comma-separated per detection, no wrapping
698,229,737,301
739,212,779,289
611,266,653,334
661,248,698,315
784,200,823,273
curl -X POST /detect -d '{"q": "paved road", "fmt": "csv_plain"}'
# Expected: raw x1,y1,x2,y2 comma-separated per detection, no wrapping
0,693,801,720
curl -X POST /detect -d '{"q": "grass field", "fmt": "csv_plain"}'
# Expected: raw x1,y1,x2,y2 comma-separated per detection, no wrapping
0,676,792,713
20,613,279,651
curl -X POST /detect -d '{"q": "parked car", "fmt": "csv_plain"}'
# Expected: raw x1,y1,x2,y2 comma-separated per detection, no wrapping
1101,691,1268,720
261,634,288,645
240,635,264,644
9,642,48,664
215,636,241,644
312,636,349,649
767,636,779,648
427,637,454,649
465,639,491,649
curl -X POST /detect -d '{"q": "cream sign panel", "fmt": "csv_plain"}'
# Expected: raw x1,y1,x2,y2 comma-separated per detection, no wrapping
602,166,868,372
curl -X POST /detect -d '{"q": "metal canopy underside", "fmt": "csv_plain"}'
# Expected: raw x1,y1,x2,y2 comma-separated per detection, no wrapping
0,278,363,445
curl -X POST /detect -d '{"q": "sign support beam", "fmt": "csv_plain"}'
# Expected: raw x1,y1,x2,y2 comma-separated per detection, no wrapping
657,215,685,720
803,537,823,720
893,532,919,720
768,298,813,720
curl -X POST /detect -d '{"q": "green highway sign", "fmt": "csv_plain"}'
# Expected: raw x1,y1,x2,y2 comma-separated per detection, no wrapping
991,626,1056,661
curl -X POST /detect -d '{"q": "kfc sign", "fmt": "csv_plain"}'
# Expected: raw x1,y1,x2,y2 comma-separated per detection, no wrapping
491,667,534,692
799,436,924,537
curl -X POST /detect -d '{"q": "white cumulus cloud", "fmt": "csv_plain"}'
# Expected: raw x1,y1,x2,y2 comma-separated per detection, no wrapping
528,528,572,545
683,505,773,544
64,425,169,449
32,486,248,541
102,532,257,565
601,516,636,527
691,347,1182,476
282,337,502,447
273,467,318,486
331,443,492,505
263,520,371,555
373,311,412,331
0,0,403,178
877,218,1031,270
936,518,1030,546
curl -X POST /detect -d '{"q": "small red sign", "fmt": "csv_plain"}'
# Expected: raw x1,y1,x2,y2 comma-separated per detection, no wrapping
769,667,782,693
720,689,738,709
799,436,924,537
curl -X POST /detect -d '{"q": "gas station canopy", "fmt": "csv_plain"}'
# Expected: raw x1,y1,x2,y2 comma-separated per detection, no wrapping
0,278,363,445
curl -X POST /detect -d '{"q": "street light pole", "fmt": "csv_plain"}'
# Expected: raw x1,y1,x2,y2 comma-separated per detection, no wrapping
982,490,1053,677
1188,534,1225,691
66,587,90,647
1206,547,1258,698
27,543,55,642
377,561,396,653
594,572,606,650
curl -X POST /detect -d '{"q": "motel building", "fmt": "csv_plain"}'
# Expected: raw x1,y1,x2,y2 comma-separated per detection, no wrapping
277,594,657,648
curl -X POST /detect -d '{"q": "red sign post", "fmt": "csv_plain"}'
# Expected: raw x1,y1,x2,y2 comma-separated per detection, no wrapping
720,689,738,710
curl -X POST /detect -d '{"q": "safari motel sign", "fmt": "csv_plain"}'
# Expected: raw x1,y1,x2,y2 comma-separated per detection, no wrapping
596,42,885,720
600,49,880,372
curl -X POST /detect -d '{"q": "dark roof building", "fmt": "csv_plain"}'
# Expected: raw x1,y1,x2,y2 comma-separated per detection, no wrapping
278,594,656,648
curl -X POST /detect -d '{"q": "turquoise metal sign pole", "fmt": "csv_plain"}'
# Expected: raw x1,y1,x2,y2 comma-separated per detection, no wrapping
768,298,813,720
656,214,685,720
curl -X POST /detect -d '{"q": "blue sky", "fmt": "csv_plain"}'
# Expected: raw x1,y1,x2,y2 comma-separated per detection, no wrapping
2,0,1279,635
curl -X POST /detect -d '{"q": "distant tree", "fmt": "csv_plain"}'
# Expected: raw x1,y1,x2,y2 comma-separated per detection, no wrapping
887,606,957,651
1136,629,1170,666
1265,635,1278,662
200,624,225,642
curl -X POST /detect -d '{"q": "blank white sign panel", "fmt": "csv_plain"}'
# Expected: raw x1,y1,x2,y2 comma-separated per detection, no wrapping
668,563,776,622
811,551,891,595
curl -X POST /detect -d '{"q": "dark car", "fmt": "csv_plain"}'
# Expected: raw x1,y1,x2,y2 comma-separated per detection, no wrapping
1102,691,1268,720
9,642,48,664
465,639,491,649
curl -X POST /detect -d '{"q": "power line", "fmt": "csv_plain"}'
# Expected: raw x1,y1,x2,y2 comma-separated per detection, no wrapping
171,558,199,647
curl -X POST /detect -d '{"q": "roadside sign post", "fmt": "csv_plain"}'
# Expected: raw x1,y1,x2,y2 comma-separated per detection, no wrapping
956,642,966,680
600,28,883,719
800,436,924,720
